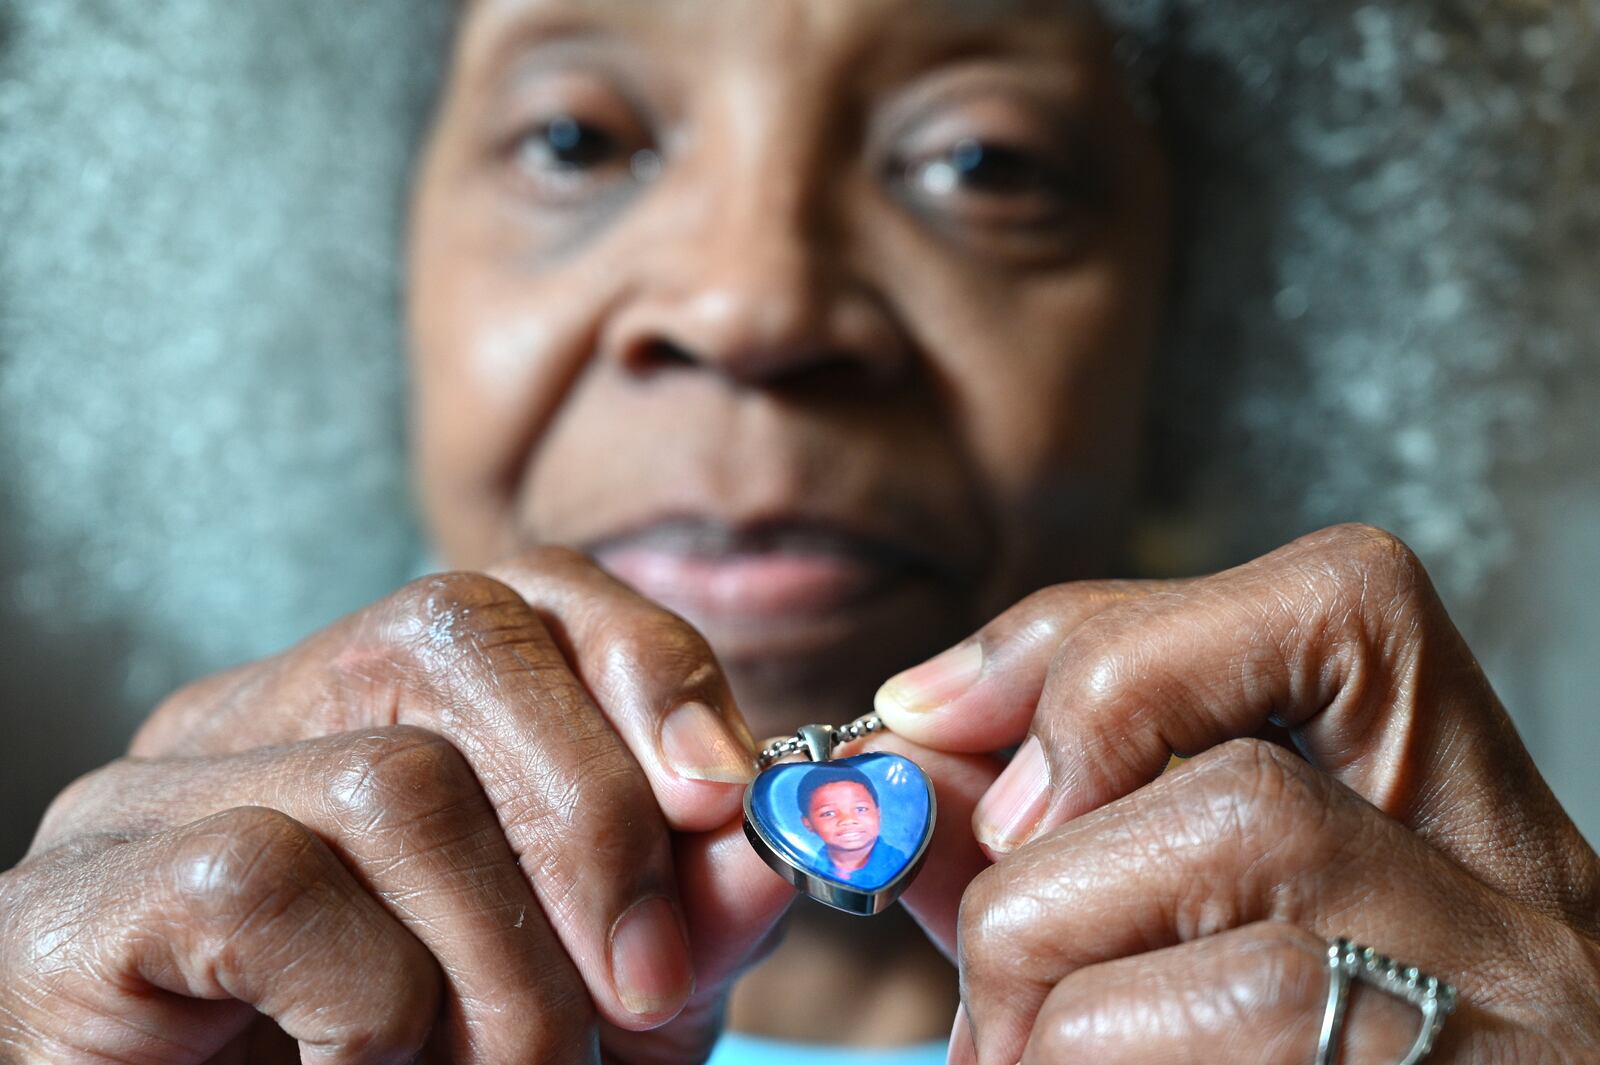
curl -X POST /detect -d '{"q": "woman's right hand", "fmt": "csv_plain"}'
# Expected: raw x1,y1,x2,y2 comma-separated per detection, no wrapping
0,550,800,1064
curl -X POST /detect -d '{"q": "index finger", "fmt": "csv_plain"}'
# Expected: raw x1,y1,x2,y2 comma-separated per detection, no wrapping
489,545,758,833
138,569,698,1031
136,548,757,835
873,577,1156,752
885,526,1591,918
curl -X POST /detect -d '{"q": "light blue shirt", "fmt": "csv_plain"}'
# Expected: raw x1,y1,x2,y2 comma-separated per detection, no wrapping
708,1032,945,1065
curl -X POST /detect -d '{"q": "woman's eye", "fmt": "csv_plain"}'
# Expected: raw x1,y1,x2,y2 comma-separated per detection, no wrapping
516,116,624,174
890,129,1105,249
914,138,1060,198
502,105,662,209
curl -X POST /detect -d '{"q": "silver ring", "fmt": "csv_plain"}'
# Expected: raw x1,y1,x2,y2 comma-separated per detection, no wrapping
1316,937,1458,1065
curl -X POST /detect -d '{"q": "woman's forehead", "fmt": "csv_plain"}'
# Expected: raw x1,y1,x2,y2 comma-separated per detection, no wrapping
468,0,1082,22
452,0,1110,103
459,0,1099,56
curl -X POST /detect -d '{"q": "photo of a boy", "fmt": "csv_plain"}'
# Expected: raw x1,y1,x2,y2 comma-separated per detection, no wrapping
796,766,908,886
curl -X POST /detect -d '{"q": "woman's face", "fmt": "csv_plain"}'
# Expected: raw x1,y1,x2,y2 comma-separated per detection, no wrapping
409,0,1170,736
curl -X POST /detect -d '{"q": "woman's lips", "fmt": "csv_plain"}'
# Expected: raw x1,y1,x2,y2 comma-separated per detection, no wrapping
596,543,894,620
581,517,968,665
589,520,915,622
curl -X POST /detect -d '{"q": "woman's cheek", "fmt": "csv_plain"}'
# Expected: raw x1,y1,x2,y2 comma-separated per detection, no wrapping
413,265,610,568
948,288,1154,597
953,333,1148,498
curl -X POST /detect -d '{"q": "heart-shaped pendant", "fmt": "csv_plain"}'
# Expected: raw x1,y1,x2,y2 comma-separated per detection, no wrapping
744,719,936,915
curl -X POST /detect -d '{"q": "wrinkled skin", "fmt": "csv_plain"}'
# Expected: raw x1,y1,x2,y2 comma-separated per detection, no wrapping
0,554,993,1062
879,524,1600,1063
4,0,1598,1062
407,0,1170,739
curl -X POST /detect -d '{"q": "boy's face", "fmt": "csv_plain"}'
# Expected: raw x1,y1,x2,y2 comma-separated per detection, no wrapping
802,781,882,856
409,0,1170,736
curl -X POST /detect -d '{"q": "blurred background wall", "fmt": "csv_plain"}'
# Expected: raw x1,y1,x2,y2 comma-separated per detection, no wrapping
0,0,1595,868
0,1,448,862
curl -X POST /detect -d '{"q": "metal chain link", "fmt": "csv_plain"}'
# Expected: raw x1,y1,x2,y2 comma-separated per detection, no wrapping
756,713,884,769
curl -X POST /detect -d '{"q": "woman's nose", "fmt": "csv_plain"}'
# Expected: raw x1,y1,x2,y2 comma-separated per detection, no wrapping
601,187,911,390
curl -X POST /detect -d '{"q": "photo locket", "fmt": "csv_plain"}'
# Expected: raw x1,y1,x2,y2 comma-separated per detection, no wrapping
742,720,936,915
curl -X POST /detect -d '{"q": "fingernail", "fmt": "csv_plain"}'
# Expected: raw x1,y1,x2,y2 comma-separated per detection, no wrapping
946,1002,975,1065
973,736,1050,855
876,642,984,716
610,895,695,1018
661,701,756,784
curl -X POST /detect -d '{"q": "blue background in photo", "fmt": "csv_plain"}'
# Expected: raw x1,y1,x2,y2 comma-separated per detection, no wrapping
748,752,930,891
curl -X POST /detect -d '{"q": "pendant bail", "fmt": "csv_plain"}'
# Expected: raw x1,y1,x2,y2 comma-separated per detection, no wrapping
796,723,836,763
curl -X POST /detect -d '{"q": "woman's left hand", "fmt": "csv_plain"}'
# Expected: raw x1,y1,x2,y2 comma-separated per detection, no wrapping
876,523,1600,1064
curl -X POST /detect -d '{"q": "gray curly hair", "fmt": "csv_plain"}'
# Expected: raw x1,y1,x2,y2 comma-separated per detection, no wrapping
1113,0,1598,616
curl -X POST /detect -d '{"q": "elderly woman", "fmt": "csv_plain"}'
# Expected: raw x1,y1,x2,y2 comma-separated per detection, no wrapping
2,0,1596,1062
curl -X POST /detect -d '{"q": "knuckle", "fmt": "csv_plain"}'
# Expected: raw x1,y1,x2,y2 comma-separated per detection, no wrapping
955,878,991,976
1166,923,1331,1033
378,571,544,675
1320,521,1413,562
1157,742,1385,938
1060,641,1137,707
598,607,720,688
1017,579,1122,616
321,727,478,836
388,570,524,639
31,762,130,848
147,667,233,724
1236,923,1329,1013
1184,739,1334,838
1030,983,1103,1060
0,862,75,972
1009,580,1136,649
168,807,327,923
15,832,125,875
166,810,440,1062
401,569,520,614
148,682,198,729
1308,523,1430,608
1027,923,1328,1061
134,667,249,756
1194,737,1311,796
338,984,439,1065
1013,585,1081,643
1044,638,1164,783
957,865,1024,980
